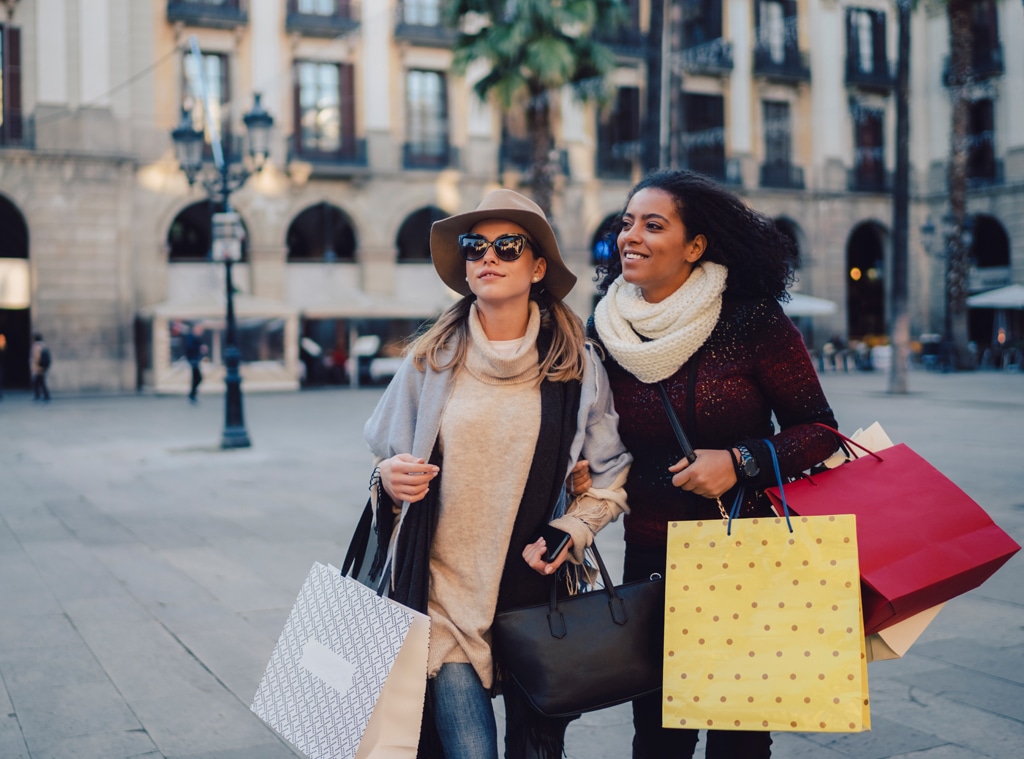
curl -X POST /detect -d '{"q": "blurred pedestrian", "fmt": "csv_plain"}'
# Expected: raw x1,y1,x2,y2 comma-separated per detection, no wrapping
30,333,51,402
184,324,206,403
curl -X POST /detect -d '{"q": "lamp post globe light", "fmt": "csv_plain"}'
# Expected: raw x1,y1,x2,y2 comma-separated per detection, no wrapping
171,92,274,449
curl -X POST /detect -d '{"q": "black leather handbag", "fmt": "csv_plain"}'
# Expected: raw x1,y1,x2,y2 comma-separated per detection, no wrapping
491,539,665,718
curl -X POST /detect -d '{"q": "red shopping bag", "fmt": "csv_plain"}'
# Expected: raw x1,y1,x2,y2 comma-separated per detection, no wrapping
766,427,1020,636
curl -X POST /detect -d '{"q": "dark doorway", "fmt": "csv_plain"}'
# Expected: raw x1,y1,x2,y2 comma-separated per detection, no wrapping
287,202,357,262
846,223,886,339
0,194,30,389
397,206,446,262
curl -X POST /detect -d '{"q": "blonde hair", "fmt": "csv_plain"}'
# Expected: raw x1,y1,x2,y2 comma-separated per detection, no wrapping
409,291,587,383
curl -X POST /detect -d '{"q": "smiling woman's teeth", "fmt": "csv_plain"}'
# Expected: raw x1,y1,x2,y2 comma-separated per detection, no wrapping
624,252,646,260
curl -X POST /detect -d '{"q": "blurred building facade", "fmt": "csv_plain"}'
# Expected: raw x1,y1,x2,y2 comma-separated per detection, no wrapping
0,0,1019,393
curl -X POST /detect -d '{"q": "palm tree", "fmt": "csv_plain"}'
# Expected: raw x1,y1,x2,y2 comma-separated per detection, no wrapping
448,0,628,217
943,0,975,368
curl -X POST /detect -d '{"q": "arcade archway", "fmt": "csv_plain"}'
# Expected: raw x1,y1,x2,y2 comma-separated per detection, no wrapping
0,195,30,389
397,206,446,262
846,222,886,339
287,202,356,262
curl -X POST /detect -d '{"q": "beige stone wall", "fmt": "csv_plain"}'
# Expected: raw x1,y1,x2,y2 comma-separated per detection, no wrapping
2,0,1022,393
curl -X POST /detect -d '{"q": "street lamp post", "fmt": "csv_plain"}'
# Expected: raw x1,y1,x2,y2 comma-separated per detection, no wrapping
171,93,273,449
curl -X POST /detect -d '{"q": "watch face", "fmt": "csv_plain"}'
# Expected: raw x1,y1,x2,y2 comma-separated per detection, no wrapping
739,447,758,477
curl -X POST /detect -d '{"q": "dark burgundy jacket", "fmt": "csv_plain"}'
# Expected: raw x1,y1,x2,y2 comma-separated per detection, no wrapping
589,295,839,548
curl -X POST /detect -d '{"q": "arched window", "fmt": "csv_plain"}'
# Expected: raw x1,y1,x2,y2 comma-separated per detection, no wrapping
970,215,1009,270
167,202,250,262
0,195,28,261
396,206,446,262
286,202,357,262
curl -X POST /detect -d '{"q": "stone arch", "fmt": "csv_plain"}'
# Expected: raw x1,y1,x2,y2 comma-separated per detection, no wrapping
970,214,1010,270
0,193,31,387
286,202,357,262
167,201,251,262
845,221,887,339
968,214,1012,349
396,206,446,262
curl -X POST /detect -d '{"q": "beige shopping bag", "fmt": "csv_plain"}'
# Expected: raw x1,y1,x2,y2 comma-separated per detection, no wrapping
663,516,870,733
865,603,944,662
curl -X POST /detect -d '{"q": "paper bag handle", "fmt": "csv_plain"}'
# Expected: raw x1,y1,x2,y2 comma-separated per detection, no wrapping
813,423,884,463
727,439,793,535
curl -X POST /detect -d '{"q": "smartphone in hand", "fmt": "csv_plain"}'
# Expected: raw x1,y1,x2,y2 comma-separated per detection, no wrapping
534,524,571,563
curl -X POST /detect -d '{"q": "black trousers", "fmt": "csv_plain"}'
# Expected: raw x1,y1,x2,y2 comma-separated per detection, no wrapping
624,542,773,759
188,361,202,399
31,372,49,400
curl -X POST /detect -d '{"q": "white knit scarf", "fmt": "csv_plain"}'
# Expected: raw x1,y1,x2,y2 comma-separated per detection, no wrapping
594,262,728,384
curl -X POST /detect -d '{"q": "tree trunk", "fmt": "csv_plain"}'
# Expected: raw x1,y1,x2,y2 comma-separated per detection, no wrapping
888,0,911,394
946,0,974,369
526,85,555,219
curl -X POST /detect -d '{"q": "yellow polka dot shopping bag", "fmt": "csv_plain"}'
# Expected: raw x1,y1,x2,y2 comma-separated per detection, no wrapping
662,514,870,733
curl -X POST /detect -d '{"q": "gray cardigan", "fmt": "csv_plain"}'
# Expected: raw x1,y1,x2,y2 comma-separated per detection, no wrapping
364,342,632,581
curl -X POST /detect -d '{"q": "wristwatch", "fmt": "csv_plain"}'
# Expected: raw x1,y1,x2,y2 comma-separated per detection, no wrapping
734,445,760,480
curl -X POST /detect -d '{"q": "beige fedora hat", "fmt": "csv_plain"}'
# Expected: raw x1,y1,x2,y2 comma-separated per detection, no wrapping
430,189,577,300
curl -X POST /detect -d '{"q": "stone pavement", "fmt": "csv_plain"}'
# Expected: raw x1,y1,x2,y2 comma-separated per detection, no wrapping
0,369,1022,759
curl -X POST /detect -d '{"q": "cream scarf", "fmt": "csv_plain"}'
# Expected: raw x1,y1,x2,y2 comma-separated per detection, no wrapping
594,262,728,384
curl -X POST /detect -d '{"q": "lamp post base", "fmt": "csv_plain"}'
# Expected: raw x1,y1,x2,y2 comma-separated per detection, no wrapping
221,346,251,450
221,425,252,449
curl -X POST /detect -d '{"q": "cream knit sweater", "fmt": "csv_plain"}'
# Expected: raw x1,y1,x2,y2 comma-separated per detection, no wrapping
426,306,543,688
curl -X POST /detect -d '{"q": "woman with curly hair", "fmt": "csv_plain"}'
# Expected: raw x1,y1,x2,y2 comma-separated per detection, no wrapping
589,170,839,758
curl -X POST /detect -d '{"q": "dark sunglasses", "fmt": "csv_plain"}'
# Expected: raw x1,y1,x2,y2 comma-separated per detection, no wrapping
458,233,533,261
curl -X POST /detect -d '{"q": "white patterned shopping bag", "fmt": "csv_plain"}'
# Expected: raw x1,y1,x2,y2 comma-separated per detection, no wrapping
251,562,429,759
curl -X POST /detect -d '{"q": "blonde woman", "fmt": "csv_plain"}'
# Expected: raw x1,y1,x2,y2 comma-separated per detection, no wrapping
364,189,631,759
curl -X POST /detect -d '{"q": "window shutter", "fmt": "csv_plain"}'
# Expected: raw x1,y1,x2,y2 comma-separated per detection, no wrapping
845,9,857,70
292,63,303,155
872,11,887,72
2,26,22,143
339,62,356,157
708,0,723,39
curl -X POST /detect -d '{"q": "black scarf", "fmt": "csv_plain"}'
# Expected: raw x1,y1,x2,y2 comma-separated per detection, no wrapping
381,332,583,758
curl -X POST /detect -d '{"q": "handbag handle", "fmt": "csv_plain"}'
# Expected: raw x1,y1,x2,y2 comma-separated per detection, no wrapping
656,382,697,464
545,540,628,639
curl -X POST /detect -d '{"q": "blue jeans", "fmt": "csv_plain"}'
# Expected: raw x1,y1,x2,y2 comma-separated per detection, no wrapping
430,663,499,759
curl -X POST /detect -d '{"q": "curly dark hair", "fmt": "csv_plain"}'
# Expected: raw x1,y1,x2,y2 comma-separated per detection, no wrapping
594,170,798,300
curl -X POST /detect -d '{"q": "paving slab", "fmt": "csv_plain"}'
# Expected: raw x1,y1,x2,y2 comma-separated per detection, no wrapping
0,371,1022,758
